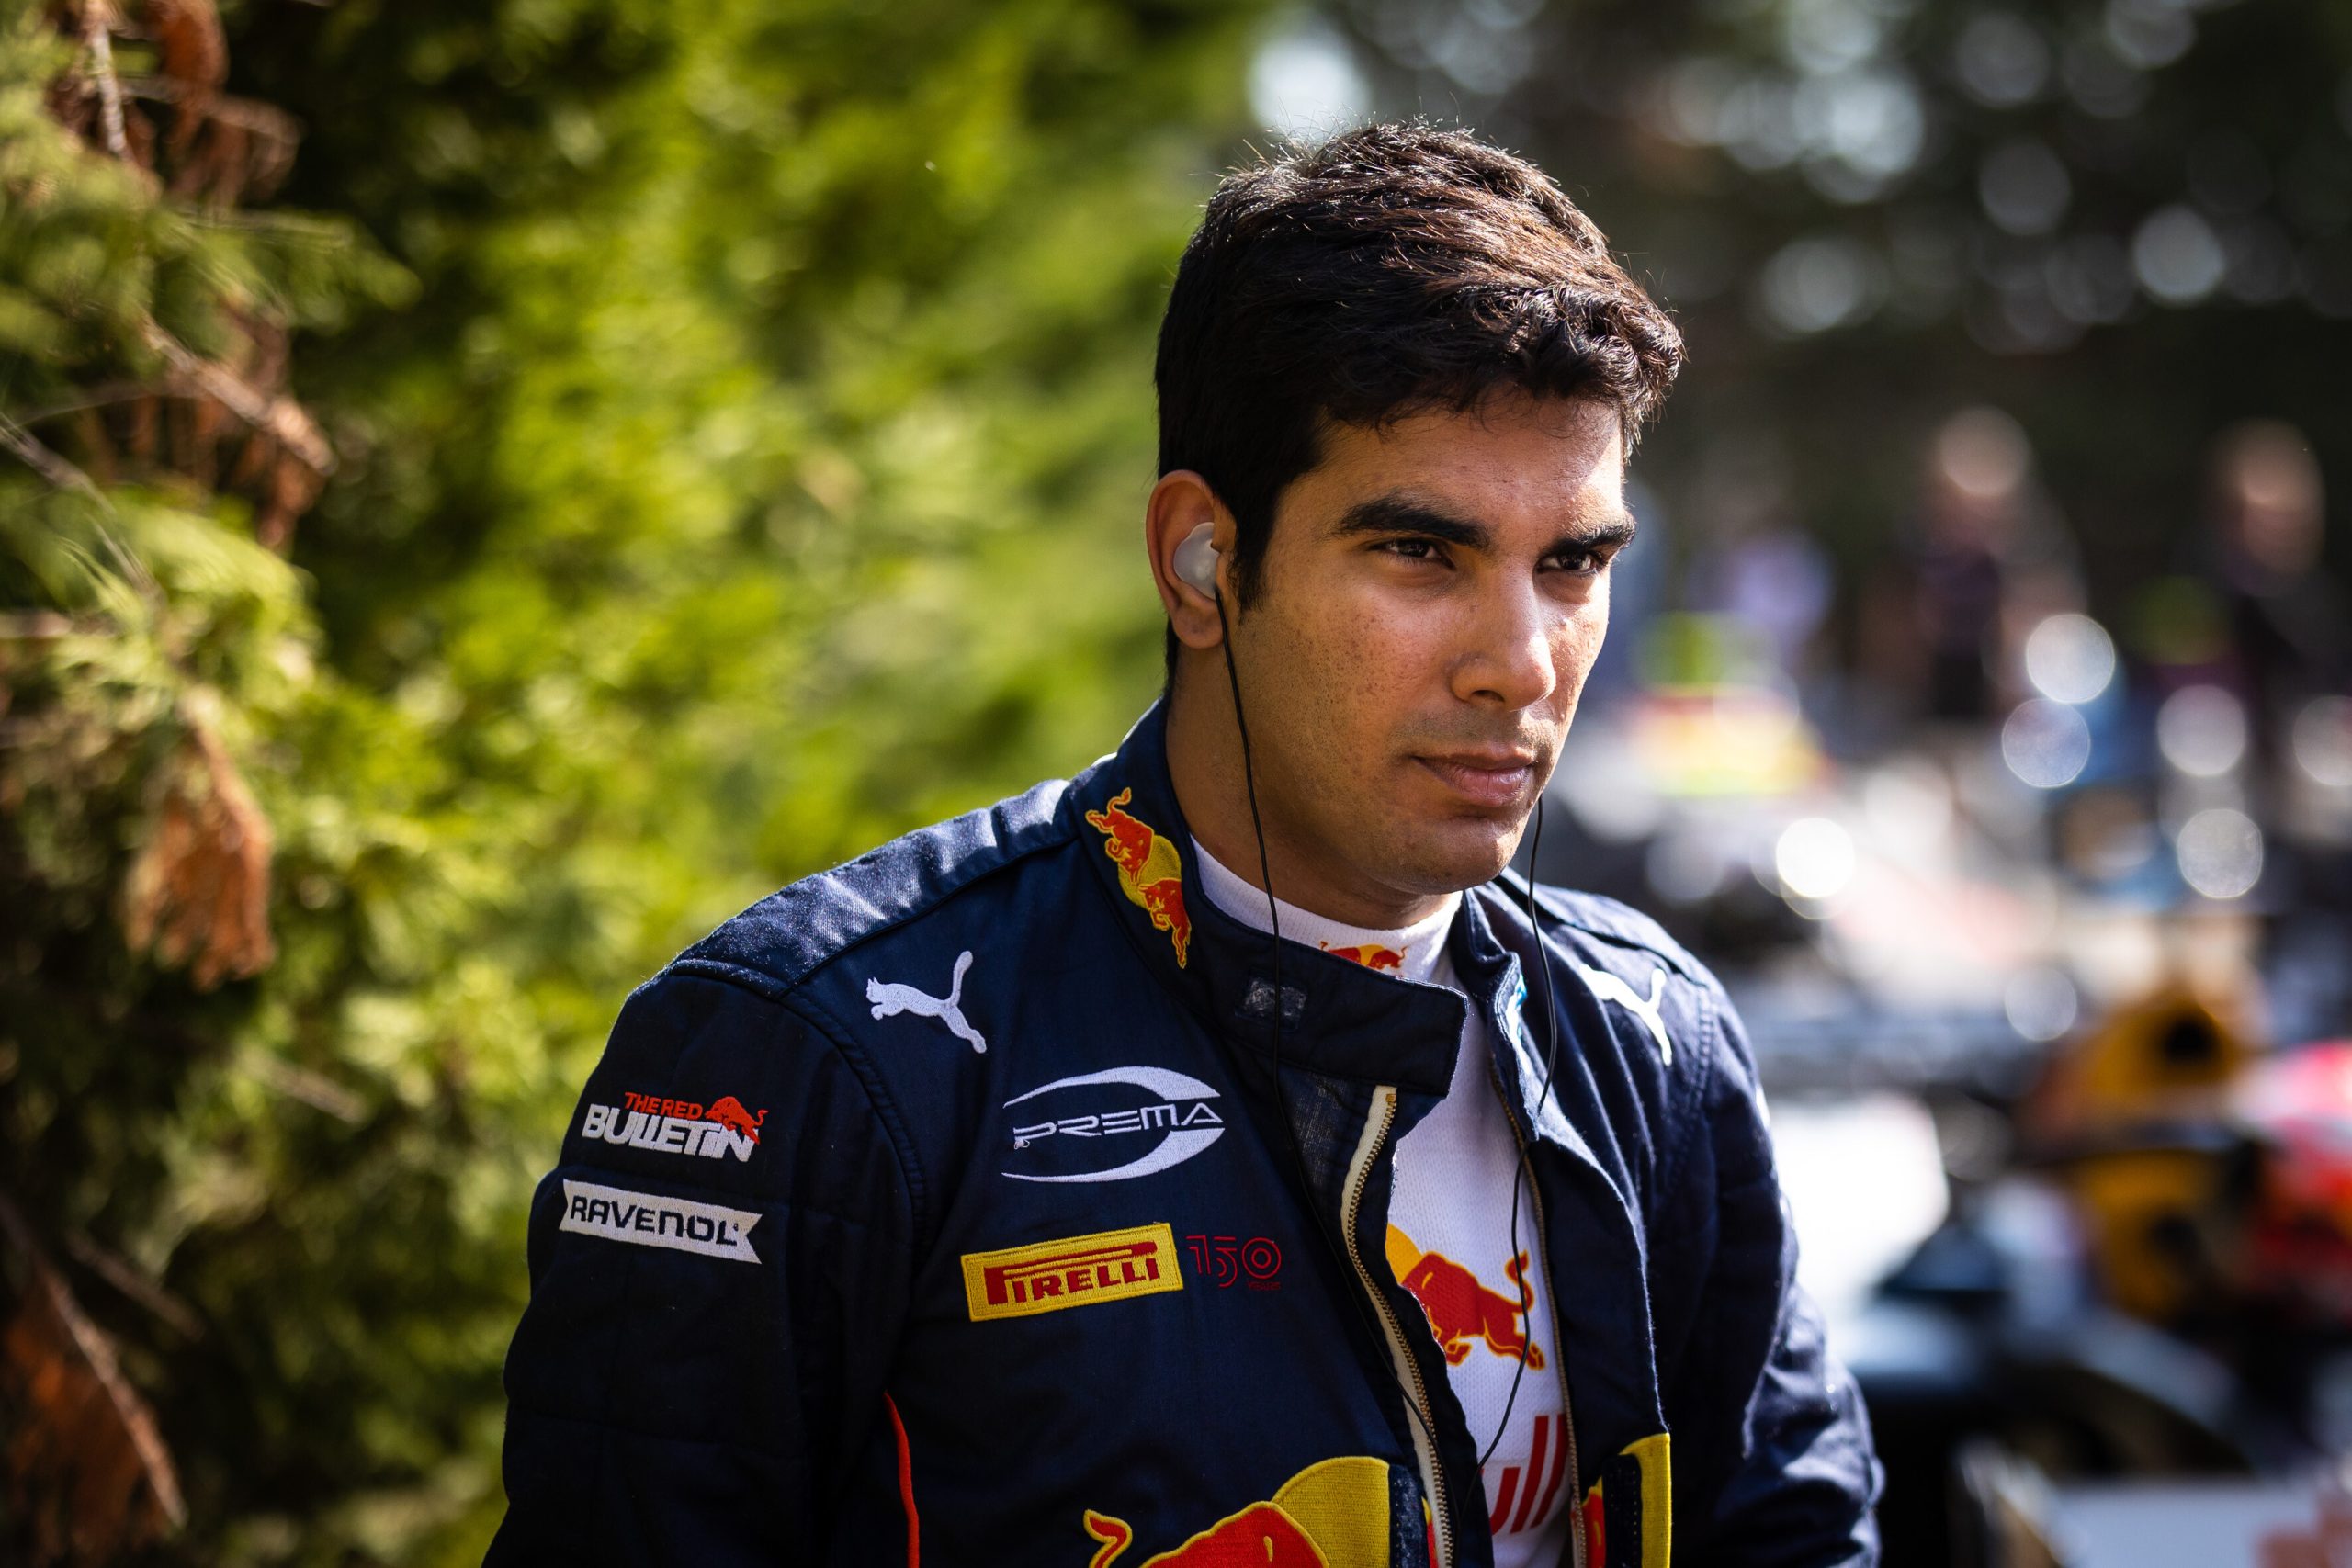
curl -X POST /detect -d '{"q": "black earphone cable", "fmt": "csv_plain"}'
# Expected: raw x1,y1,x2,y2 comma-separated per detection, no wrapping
1212,592,1565,1486
1476,792,1564,1469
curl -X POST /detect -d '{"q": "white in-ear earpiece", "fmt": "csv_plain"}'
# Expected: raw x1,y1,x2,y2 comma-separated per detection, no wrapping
1172,521,1221,595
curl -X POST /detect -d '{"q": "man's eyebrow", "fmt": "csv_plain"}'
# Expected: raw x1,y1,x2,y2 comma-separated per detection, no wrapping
1571,514,1640,552
1330,492,1640,554
1329,494,1489,547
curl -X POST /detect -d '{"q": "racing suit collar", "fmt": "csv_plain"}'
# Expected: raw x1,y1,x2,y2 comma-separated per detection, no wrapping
1072,697,1470,1097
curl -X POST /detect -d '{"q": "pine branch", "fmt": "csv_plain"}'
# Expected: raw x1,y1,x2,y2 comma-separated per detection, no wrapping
0,1190,187,1561
0,412,104,498
0,613,80,641
14,381,154,427
139,323,334,477
76,2,130,162
119,78,298,144
61,1233,205,1343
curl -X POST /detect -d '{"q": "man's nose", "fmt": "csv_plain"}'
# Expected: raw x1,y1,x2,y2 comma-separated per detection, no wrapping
1453,580,1561,709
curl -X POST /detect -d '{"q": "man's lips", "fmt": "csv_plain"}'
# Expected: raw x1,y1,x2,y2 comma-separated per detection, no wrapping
1413,750,1539,809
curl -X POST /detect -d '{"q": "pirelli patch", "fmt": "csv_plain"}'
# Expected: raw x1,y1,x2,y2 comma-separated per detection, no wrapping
961,1223,1182,1322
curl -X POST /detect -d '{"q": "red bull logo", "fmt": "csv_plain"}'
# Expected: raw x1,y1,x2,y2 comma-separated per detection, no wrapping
1082,1455,1392,1567
1385,1225,1544,1369
1086,787,1193,967
704,1095,766,1144
1320,942,1404,972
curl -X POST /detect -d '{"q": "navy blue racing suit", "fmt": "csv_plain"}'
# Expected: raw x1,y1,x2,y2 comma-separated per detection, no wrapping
487,698,1881,1565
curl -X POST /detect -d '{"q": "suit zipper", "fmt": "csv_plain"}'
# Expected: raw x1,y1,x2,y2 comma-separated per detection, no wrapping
1342,1085,1453,1568
1488,1055,1584,1567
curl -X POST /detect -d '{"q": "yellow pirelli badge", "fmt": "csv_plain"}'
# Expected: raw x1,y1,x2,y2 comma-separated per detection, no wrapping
961,1223,1183,1322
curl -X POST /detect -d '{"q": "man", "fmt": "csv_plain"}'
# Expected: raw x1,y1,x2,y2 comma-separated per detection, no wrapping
488,123,1880,1566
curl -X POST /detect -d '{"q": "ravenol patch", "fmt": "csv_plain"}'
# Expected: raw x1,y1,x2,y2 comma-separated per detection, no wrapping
559,1179,762,1264
962,1223,1182,1322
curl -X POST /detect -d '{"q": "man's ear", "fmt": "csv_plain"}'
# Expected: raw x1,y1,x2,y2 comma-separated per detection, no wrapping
1147,470,1236,651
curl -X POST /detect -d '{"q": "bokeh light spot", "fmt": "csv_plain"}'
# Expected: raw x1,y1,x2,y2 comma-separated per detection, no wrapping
2156,683,2247,777
1775,817,1857,904
2022,613,2115,705
2177,807,2263,899
2002,699,2093,789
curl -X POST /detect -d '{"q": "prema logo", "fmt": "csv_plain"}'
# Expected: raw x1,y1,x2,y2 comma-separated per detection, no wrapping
1001,1066,1225,1184
580,1090,768,1163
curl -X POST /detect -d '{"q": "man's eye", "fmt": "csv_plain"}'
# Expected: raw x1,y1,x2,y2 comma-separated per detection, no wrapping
1378,537,1444,561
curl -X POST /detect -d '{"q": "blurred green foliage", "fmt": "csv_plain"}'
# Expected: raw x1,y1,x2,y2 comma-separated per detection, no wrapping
1,0,1264,1560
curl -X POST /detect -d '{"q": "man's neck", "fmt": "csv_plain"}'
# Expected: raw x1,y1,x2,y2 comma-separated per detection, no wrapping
1163,666,1453,931
1191,834,1461,985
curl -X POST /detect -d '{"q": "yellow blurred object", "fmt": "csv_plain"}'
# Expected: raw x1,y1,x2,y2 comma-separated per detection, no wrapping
2034,987,2248,1126
2069,1149,2231,1321
2029,987,2255,1322
1630,686,1825,798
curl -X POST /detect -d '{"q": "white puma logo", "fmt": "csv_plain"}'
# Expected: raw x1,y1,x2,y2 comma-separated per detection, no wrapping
1570,961,1672,1067
866,950,986,1054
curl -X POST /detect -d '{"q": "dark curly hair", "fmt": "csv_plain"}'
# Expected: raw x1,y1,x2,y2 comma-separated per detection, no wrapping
1156,122,1684,615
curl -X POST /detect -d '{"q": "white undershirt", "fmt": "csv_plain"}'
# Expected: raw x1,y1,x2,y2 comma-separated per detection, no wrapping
1192,841,1574,1564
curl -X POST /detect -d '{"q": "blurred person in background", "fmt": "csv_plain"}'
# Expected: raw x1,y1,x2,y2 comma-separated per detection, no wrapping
1685,443,1834,694
485,124,1878,1567
2206,421,2342,818
1859,407,2083,740
2199,423,2351,1036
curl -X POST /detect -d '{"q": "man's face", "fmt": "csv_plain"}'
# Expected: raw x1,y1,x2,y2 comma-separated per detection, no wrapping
1226,391,1631,908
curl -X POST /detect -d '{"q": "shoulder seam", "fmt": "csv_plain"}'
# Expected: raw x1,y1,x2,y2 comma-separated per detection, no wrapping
806,821,1081,988
782,984,933,1254
637,964,931,1249
683,805,1082,998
